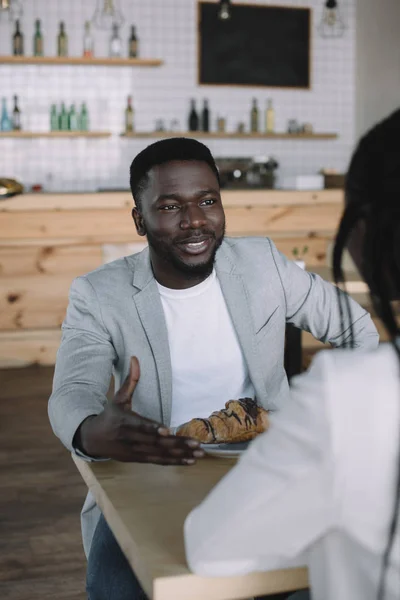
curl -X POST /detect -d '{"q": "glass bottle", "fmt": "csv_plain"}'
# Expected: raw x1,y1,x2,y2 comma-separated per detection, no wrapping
109,24,122,58
59,103,69,131
13,19,24,56
128,25,138,58
12,95,21,130
83,21,94,58
50,104,58,131
33,19,43,57
69,104,78,131
250,98,259,133
57,21,68,57
265,98,275,134
201,99,210,132
188,99,199,131
125,95,134,133
79,103,89,131
1,98,12,132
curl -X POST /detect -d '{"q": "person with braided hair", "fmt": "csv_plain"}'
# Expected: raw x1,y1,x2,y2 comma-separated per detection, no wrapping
185,111,400,600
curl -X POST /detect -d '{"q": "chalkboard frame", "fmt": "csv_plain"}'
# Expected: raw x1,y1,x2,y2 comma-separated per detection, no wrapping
197,1,312,89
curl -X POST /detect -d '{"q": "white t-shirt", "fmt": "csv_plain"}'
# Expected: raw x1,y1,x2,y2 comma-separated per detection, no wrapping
157,270,255,428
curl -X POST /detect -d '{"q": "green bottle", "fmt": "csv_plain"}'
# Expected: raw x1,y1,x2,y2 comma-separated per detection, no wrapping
33,19,43,56
50,104,58,131
79,103,89,131
68,104,78,130
59,103,69,131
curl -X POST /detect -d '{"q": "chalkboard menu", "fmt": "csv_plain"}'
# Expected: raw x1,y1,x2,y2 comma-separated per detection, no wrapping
198,2,311,88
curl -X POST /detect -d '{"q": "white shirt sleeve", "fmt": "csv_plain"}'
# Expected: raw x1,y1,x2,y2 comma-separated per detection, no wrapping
184,352,337,577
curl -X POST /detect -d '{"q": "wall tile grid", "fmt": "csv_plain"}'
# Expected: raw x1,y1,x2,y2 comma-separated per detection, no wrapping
0,0,356,192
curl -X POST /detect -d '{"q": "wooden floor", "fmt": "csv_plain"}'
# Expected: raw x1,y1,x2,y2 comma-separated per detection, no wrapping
0,366,87,600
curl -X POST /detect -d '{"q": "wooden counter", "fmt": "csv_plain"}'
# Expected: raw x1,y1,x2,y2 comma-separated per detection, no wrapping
0,189,344,367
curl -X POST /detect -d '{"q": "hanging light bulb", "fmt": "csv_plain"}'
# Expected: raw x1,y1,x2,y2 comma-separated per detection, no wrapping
0,0,23,22
318,0,345,38
92,0,124,31
218,0,232,21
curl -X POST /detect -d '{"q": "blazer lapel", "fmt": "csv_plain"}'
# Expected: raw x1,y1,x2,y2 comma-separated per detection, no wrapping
130,250,172,425
216,249,268,405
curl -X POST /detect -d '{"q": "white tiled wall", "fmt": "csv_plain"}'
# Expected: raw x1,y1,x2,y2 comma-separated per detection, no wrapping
0,0,356,192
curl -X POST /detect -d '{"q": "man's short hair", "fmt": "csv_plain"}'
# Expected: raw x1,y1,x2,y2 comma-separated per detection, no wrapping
129,137,220,210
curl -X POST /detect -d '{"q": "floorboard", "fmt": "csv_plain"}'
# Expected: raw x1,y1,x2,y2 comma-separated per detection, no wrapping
0,366,87,600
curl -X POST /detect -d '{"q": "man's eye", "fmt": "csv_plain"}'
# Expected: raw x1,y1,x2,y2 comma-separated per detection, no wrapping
201,198,216,206
159,205,179,211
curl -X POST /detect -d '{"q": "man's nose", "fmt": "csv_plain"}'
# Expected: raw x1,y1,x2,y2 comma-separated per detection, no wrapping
179,203,207,229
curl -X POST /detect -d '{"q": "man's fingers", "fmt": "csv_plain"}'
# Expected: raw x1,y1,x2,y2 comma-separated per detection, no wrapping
114,356,140,410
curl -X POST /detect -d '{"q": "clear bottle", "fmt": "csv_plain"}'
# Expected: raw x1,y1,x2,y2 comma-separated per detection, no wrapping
1,98,12,132
128,25,138,58
83,21,94,58
188,99,199,131
110,24,122,58
79,103,89,131
13,19,24,56
57,21,68,57
69,104,78,131
250,98,259,133
33,19,43,57
50,104,58,131
125,95,134,133
59,103,69,131
201,99,210,132
265,98,275,134
12,95,21,130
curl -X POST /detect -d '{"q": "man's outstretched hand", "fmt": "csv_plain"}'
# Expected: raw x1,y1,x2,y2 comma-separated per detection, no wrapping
74,357,204,465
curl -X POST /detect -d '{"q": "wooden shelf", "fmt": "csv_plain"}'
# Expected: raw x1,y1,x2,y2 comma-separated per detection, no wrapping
0,56,163,67
121,131,338,140
0,131,111,138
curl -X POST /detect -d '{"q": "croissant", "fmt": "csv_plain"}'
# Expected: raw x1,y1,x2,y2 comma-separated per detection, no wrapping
175,398,269,444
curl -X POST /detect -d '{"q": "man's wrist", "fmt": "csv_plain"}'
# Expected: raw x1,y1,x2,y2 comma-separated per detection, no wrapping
73,414,99,456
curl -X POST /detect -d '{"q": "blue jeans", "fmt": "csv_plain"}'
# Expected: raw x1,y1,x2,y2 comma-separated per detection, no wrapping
87,513,309,600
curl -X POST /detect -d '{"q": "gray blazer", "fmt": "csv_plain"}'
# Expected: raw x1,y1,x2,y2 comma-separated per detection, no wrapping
48,237,378,557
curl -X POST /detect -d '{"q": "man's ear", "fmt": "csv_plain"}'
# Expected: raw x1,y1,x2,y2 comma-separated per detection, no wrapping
132,207,146,237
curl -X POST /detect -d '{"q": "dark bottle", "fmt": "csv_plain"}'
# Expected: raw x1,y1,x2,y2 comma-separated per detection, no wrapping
58,21,68,57
188,99,199,131
12,95,21,130
201,99,210,132
13,19,24,56
125,95,134,133
128,25,138,58
250,98,259,133
33,19,43,57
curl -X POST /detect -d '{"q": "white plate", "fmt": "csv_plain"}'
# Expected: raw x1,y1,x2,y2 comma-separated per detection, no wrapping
201,442,249,458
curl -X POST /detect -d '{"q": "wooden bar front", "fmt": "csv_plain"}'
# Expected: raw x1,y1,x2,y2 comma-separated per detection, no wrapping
0,189,344,367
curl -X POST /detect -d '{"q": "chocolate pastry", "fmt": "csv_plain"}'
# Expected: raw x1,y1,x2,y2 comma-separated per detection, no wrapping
175,398,269,444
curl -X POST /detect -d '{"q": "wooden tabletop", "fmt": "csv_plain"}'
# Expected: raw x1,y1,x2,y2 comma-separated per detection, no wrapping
73,455,308,600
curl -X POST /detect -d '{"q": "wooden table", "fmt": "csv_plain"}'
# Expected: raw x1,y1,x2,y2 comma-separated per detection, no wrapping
73,455,308,600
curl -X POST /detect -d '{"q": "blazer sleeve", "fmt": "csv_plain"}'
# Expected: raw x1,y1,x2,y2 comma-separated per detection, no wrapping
268,239,379,349
48,276,117,454
184,352,336,576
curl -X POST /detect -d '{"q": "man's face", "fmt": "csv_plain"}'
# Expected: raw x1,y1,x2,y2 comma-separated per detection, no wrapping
133,160,226,286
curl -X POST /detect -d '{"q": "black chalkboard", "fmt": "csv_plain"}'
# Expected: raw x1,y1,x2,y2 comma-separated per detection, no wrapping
198,2,311,88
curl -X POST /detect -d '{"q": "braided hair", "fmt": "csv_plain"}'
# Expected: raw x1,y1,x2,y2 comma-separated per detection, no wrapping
332,109,400,599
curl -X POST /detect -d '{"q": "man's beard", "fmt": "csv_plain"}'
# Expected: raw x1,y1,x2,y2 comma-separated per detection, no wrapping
146,222,225,280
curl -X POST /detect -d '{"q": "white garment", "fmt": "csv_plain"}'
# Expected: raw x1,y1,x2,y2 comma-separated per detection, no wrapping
157,270,255,428
184,344,400,600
